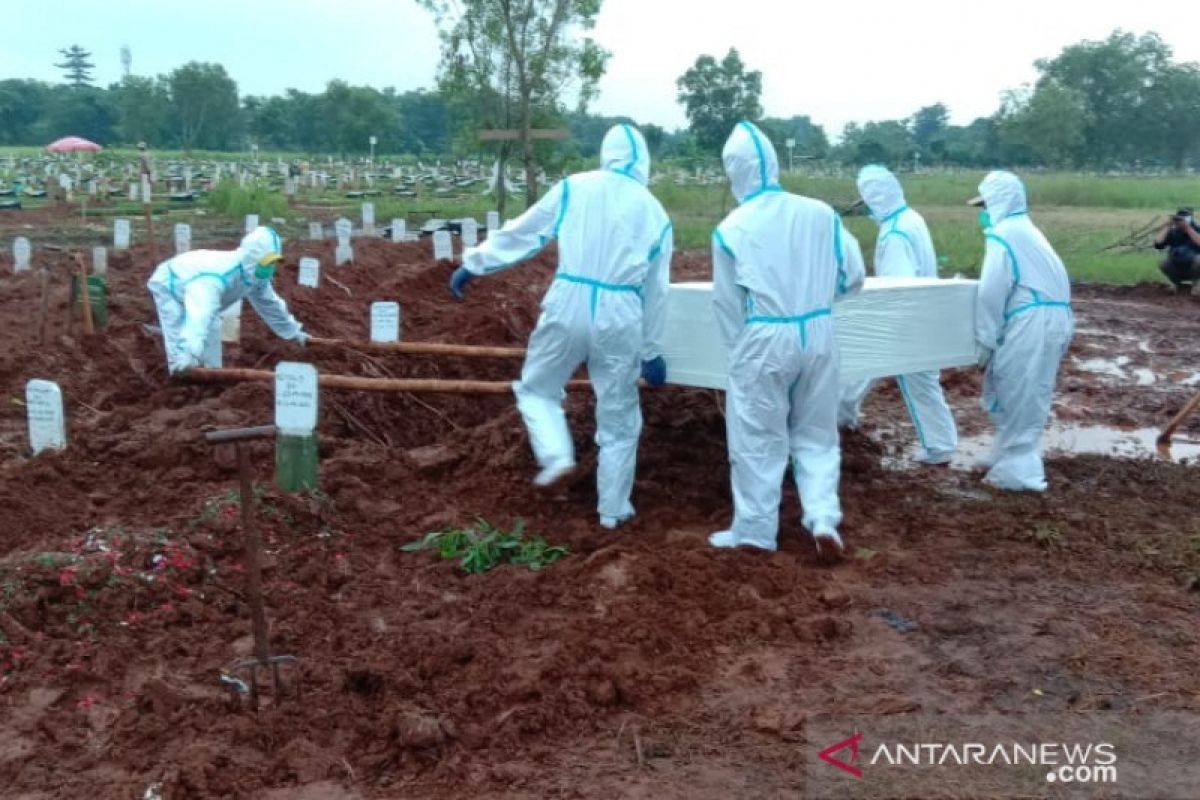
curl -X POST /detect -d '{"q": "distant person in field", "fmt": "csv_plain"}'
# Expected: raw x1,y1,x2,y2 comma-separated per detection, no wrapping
837,164,958,465
447,123,673,531
709,121,865,561
970,171,1073,491
1153,207,1200,293
146,226,309,374
137,142,155,186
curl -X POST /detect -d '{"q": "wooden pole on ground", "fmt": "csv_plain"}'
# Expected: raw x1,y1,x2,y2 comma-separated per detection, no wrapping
185,367,596,394
307,335,525,359
75,254,94,336
1157,388,1200,456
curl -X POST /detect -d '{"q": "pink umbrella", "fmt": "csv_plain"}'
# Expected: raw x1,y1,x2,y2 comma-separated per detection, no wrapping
46,136,102,154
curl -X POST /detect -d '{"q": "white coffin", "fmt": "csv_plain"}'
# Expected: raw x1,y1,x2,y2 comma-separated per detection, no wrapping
662,277,980,389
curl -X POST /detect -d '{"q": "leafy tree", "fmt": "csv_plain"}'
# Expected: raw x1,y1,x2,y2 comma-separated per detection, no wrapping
998,84,1089,166
43,86,114,142
55,45,94,88
675,48,762,155
420,0,609,210
836,120,913,166
1035,30,1172,166
0,79,51,144
910,103,949,162
112,76,171,146
760,115,829,163
167,62,240,152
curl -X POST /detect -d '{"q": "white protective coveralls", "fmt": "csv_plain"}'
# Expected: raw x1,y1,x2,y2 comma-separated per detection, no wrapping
711,121,865,553
974,171,1073,491
459,124,673,525
838,164,958,463
146,226,305,373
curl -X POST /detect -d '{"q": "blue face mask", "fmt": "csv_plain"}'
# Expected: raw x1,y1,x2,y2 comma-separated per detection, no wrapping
978,210,991,231
254,264,276,281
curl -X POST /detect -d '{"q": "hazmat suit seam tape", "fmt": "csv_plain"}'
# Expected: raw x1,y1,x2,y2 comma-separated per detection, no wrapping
742,185,783,203
620,124,639,176
833,216,847,293
555,272,641,293
713,229,735,260
1003,300,1072,320
880,205,909,224
896,375,930,449
738,120,769,194
552,179,571,238
648,222,673,262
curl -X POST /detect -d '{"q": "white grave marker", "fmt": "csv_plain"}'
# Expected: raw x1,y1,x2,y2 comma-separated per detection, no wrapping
308,222,322,240
128,182,138,201
298,256,320,288
391,218,406,240
114,219,131,250
174,223,192,254
461,218,478,247
284,177,296,196
334,218,352,242
26,379,65,455
140,175,152,204
12,237,30,272
335,242,353,266
361,203,375,235
92,247,107,277
244,214,259,233
370,301,401,343
275,362,318,434
486,210,501,234
432,230,453,261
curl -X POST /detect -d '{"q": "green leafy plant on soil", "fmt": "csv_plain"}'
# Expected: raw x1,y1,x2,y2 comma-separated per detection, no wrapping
402,518,569,574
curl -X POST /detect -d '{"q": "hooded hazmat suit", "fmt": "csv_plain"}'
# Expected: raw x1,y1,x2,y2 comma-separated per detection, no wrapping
710,122,865,554
146,226,306,373
837,165,958,463
974,171,1073,491
458,124,673,526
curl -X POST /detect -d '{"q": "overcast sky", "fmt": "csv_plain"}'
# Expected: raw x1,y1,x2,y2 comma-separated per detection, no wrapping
5,0,1197,138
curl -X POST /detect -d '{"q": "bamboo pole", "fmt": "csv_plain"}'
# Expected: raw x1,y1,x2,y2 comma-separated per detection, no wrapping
75,254,94,336
307,335,525,359
186,367,595,394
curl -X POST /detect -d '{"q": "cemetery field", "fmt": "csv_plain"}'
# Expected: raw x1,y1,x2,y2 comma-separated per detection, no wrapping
1,225,1200,798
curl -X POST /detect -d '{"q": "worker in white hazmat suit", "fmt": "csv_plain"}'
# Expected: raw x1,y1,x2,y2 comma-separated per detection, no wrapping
709,121,865,559
448,123,673,529
970,171,1073,491
146,226,308,373
837,164,958,464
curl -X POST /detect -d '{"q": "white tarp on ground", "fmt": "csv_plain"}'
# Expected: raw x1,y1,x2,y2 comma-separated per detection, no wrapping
662,277,980,389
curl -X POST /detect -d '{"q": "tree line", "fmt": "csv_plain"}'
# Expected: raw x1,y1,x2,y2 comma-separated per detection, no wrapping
3,29,1198,171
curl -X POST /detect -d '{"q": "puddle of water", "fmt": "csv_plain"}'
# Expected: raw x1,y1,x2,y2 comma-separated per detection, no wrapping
953,424,1200,466
881,423,1200,470
1075,356,1130,380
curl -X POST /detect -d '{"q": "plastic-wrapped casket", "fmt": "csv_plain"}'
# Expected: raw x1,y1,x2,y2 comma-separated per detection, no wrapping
661,277,979,389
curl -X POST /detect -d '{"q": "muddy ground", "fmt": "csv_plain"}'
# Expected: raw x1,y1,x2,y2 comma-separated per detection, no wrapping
0,230,1198,800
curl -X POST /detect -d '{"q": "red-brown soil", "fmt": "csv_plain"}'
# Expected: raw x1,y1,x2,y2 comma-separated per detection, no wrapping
0,237,1198,799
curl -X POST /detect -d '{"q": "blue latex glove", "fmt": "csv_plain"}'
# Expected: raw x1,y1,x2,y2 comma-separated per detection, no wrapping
449,266,475,301
641,356,667,386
